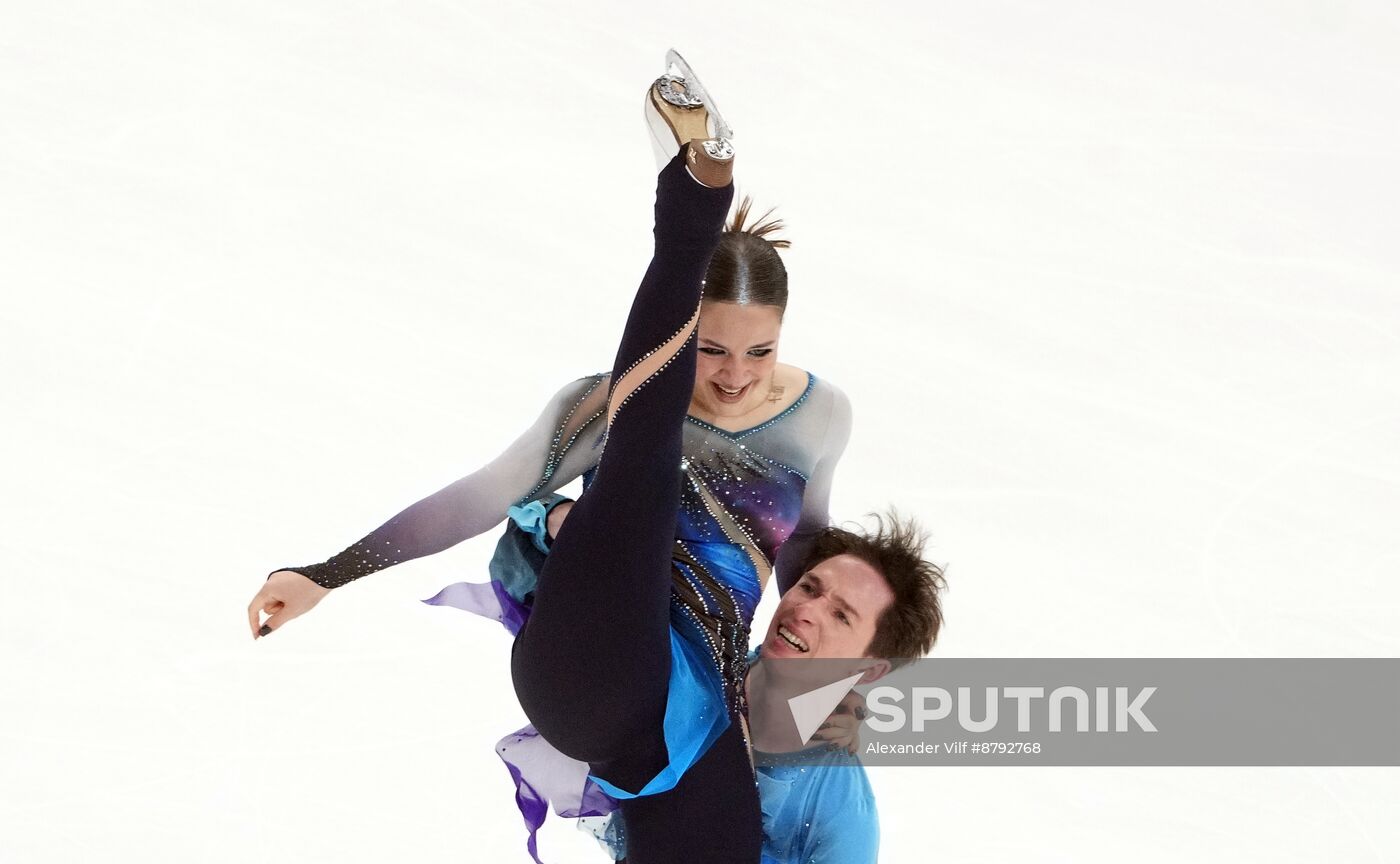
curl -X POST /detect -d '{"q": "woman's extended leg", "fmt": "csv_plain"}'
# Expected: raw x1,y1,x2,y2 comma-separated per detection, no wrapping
510,143,732,790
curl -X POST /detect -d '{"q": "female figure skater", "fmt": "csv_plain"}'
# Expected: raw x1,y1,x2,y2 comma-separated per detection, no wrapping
249,54,851,863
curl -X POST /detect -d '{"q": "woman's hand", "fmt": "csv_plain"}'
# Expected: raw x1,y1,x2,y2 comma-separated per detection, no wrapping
812,689,867,755
248,571,331,639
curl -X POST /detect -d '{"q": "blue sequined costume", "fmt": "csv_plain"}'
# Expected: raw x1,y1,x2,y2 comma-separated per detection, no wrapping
282,370,850,861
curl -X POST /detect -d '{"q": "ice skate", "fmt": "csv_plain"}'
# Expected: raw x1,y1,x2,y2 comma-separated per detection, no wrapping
645,48,734,187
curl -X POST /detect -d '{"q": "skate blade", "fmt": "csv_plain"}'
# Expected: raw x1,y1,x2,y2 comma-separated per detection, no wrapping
663,48,733,141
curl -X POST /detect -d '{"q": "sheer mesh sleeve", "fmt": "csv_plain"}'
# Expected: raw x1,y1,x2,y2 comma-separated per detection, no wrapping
772,380,853,594
270,374,609,588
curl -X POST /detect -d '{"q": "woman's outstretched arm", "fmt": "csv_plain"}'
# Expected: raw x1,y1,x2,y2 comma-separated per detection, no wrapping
248,374,608,637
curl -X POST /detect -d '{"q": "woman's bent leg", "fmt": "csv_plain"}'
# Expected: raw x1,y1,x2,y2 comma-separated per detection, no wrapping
510,145,733,791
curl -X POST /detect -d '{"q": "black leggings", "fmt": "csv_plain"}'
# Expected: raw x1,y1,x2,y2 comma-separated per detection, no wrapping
509,148,762,863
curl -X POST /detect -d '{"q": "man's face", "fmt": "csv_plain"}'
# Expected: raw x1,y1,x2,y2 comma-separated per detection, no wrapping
761,554,895,660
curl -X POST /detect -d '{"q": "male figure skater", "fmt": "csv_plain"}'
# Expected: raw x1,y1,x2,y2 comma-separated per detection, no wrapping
744,514,945,863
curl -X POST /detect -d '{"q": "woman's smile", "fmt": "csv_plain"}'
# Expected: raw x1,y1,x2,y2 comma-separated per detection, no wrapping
711,381,754,403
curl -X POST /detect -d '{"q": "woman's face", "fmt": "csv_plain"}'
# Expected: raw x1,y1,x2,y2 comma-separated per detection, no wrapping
691,300,784,419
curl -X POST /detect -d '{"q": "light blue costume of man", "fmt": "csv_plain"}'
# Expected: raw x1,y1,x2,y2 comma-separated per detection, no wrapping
749,645,880,864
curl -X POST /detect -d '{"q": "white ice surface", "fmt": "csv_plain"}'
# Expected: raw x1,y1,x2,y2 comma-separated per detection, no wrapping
2,1,1399,862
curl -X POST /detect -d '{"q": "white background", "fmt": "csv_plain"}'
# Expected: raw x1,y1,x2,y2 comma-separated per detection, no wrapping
3,1,1399,861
